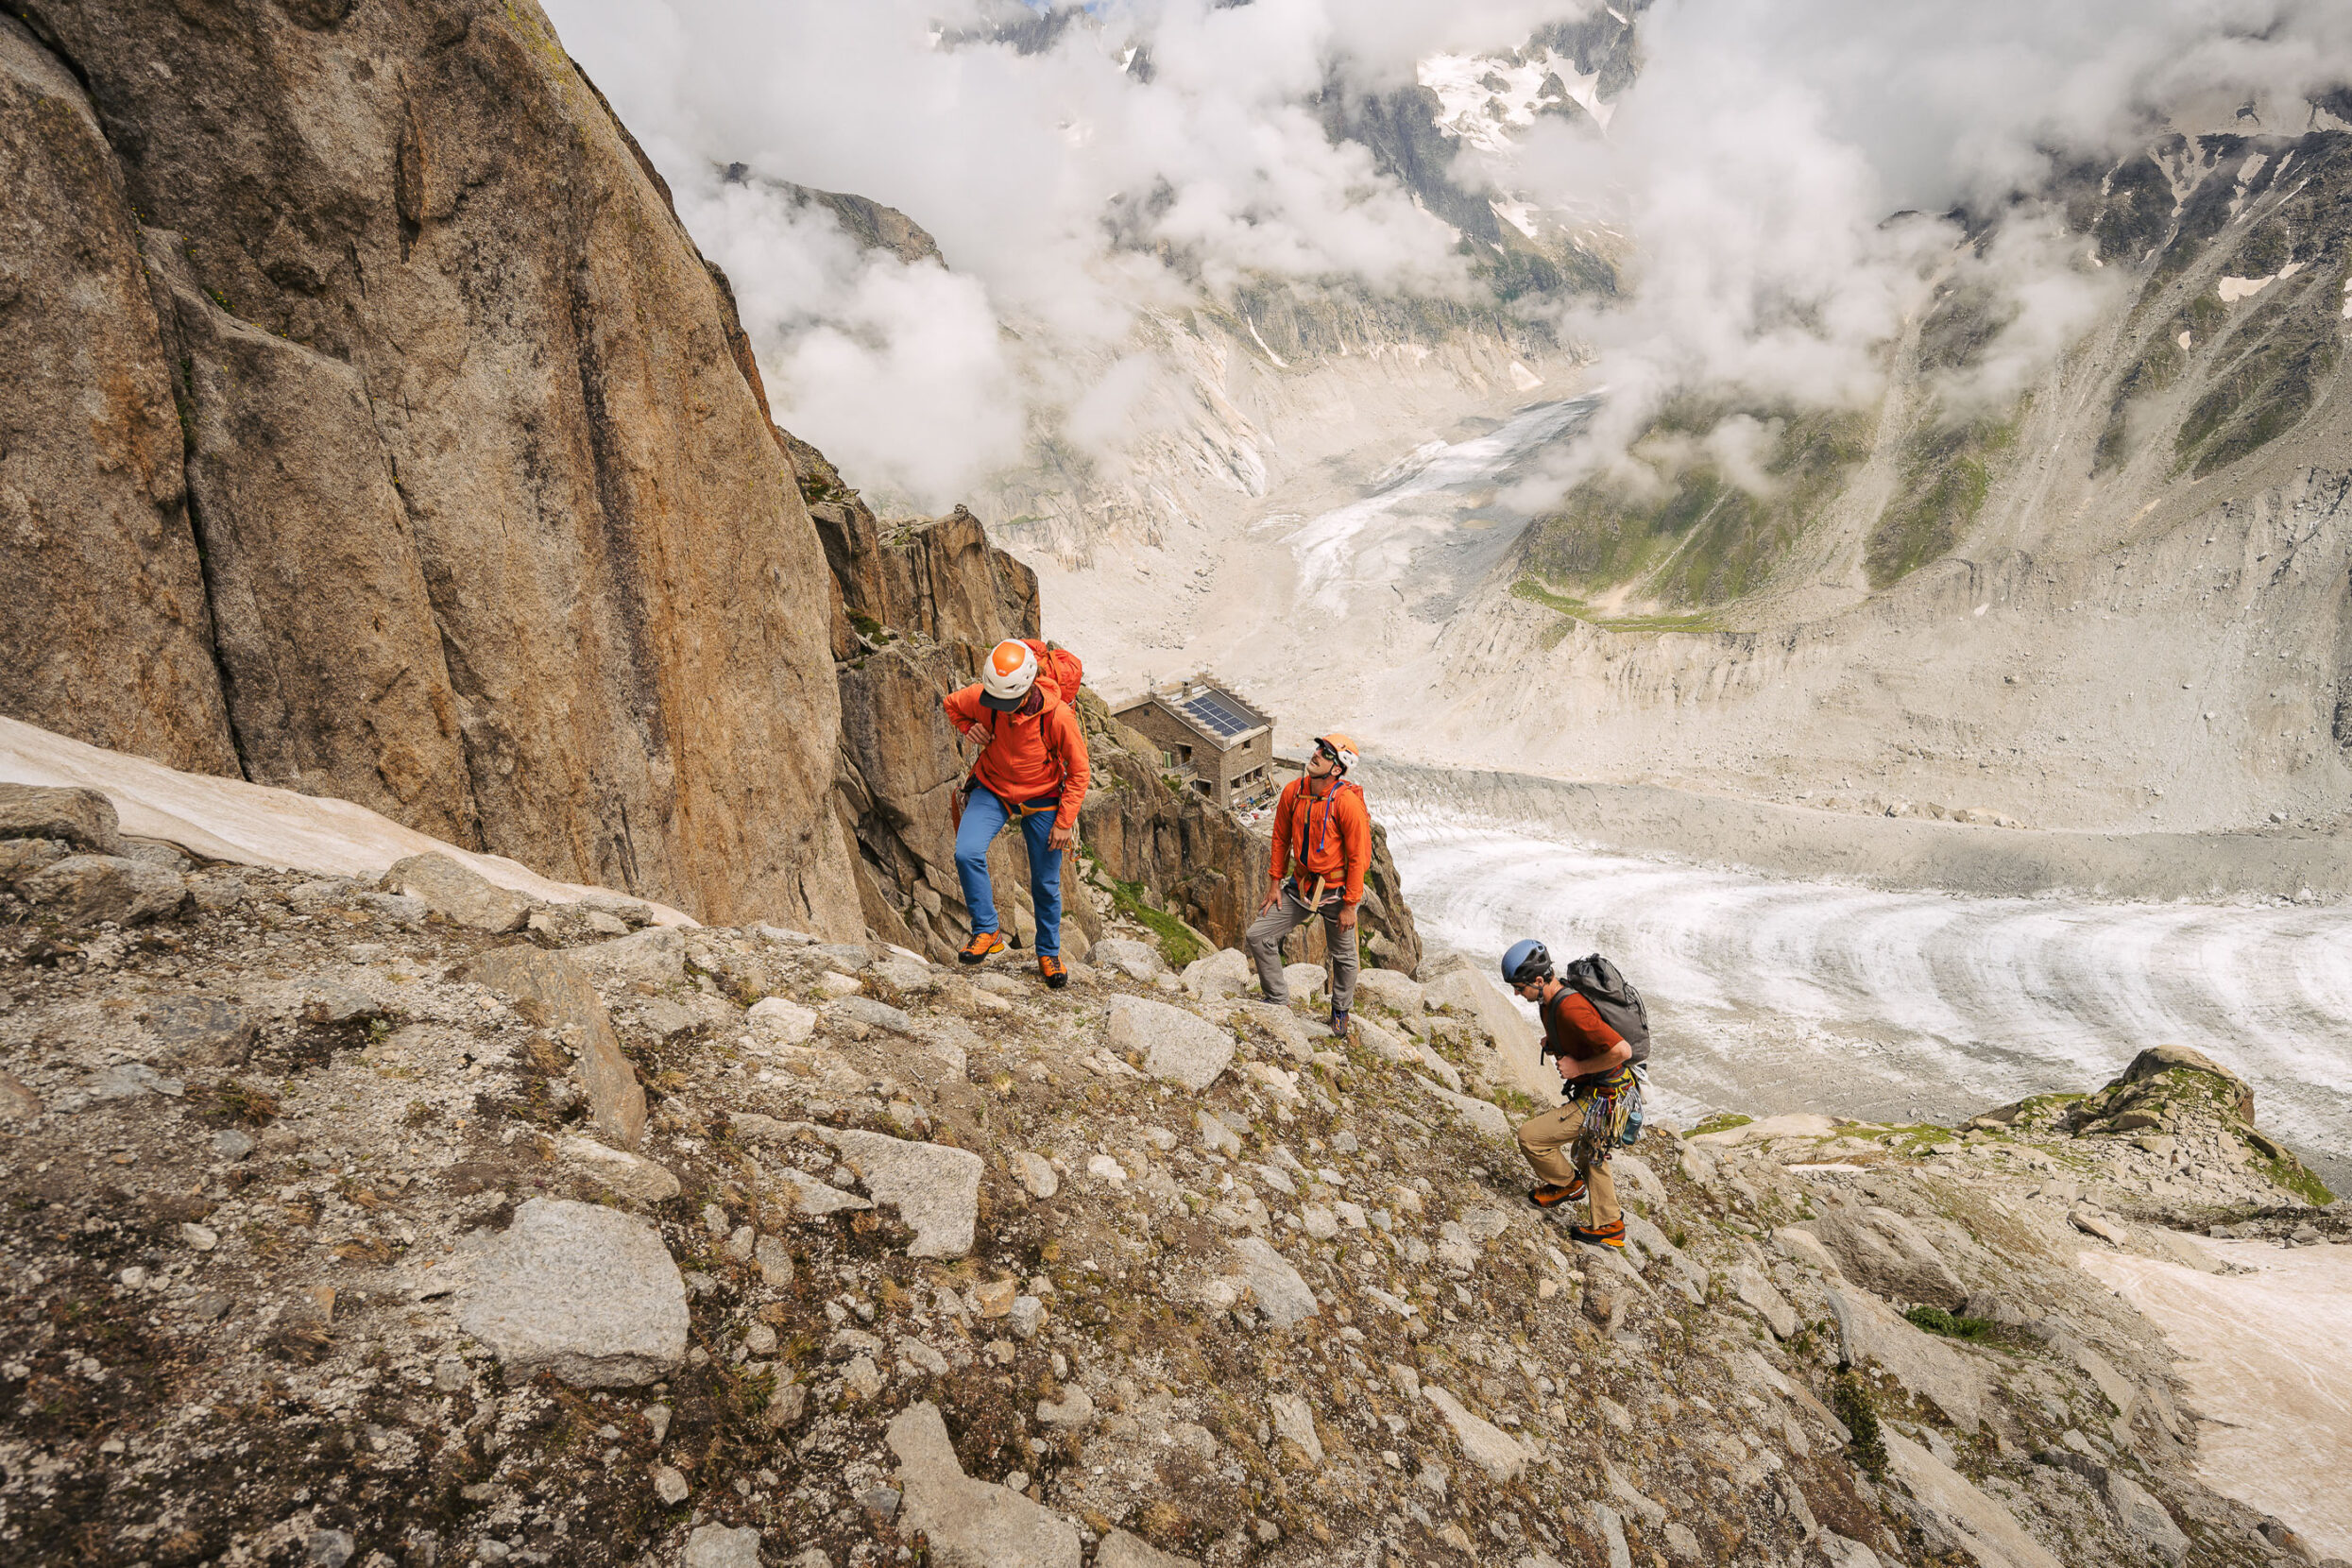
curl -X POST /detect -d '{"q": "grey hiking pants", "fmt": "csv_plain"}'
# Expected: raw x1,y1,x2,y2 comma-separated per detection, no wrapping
1244,884,1358,1013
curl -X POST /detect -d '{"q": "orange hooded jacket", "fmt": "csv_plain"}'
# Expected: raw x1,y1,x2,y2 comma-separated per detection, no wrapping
942,680,1090,835
1267,775,1371,903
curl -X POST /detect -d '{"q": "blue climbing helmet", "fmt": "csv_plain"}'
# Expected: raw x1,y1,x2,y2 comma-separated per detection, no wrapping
1501,939,1552,987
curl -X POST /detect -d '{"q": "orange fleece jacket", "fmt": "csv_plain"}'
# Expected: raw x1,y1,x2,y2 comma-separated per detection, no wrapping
943,684,1090,834
1267,775,1371,903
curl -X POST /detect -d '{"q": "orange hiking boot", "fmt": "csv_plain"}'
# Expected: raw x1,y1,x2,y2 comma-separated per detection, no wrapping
959,931,1007,965
1527,1180,1586,1209
1038,954,1068,990
1569,1219,1627,1249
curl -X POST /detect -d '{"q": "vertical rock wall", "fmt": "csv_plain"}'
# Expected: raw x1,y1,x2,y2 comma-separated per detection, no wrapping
0,1,860,932
0,19,238,778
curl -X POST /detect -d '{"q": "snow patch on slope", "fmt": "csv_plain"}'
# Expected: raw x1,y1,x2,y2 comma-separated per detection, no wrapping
1417,51,1611,151
0,716,695,925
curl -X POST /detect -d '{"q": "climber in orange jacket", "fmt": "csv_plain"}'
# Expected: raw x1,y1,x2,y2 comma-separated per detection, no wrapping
942,639,1090,988
1246,733,1372,1034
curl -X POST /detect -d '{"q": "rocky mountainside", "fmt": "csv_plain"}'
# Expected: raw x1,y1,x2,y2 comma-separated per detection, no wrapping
0,789,2340,1568
1440,125,2352,833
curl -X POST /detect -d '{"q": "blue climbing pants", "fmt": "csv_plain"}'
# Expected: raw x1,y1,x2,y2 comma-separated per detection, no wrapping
954,789,1063,957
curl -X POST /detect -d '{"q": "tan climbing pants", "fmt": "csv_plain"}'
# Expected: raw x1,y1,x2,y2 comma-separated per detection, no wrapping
1515,1098,1621,1230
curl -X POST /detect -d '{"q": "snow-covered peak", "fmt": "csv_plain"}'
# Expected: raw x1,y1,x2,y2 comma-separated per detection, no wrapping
1416,49,1611,151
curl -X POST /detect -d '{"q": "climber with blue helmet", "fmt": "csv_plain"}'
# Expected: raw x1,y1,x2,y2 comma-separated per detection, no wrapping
1501,938,1650,1249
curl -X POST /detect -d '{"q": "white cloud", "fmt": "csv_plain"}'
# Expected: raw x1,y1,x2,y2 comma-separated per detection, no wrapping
543,0,2352,510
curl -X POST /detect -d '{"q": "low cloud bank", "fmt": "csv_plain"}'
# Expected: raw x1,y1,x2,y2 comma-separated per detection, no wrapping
547,0,2352,509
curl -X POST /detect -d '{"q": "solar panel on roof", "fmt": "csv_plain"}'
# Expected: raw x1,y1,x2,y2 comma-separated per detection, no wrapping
1181,691,1257,740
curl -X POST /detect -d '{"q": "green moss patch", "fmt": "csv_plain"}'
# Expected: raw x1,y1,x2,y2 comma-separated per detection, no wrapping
1098,869,1207,970
1516,401,1872,609
1509,579,1724,635
2257,1156,2335,1206
1864,401,2020,588
1902,1306,2003,1343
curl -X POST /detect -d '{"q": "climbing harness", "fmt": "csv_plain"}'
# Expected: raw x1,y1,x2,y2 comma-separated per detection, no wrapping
1568,1064,1643,1167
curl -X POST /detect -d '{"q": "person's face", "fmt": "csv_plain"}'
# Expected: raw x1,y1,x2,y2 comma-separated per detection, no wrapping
1305,747,1336,779
1512,977,1544,1001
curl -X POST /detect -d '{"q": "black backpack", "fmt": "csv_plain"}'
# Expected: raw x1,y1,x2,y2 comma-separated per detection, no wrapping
1560,953,1650,1048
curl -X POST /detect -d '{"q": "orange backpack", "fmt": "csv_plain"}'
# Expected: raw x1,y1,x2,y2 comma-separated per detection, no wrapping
1025,639,1082,705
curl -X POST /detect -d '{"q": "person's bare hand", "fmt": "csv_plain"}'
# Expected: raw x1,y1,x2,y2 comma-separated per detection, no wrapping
1338,902,1359,930
1259,881,1283,913
1048,822,1073,852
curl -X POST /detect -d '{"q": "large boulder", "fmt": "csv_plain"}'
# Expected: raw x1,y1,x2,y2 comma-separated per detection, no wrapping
19,854,185,926
1106,996,1234,1091
1090,937,1167,981
2102,1471,2190,1563
576,927,690,988
746,997,817,1044
1810,1204,1968,1309
1423,1382,1537,1481
681,1525,763,1568
827,1129,983,1258
143,996,259,1067
0,784,124,855
887,1402,1082,1568
1352,967,1425,1015
2071,1045,2256,1130
1412,1075,1514,1143
1224,1237,1319,1327
384,852,533,932
731,1117,980,1258
1095,1530,1199,1568
1182,946,1252,999
1824,1283,1986,1432
1731,1262,1799,1338
469,946,645,1150
1883,1433,2061,1568
555,1136,681,1203
457,1199,688,1388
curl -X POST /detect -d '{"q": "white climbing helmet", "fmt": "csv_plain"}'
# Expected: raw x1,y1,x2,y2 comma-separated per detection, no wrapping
980,639,1039,711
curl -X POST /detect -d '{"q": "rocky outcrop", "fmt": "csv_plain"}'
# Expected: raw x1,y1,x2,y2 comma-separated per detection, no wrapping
0,1,860,932
803,438,1070,962
0,0,1428,964
799,437,1423,973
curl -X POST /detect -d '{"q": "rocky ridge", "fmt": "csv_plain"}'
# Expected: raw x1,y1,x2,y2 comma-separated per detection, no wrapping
1,800,2340,1568
797,438,1423,980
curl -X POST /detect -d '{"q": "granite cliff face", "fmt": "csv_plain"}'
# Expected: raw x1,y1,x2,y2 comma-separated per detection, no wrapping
0,0,858,932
